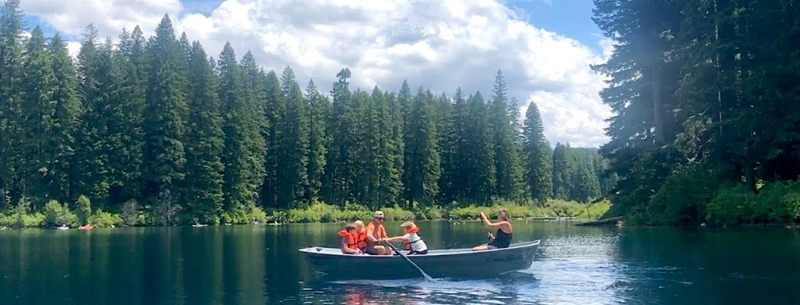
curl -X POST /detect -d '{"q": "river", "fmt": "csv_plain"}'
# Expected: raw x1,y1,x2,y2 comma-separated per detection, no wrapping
1,221,799,305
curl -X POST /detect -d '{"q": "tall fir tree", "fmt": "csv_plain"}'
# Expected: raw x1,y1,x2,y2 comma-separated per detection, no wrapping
304,80,328,202
522,101,553,203
97,37,139,208
218,43,265,218
73,25,110,204
111,26,146,204
464,92,496,203
403,88,441,206
0,0,24,207
48,34,80,202
432,92,454,204
19,26,56,208
321,68,354,205
260,70,284,208
350,89,376,207
142,14,187,204
237,51,269,210
373,87,402,207
183,41,225,223
442,88,469,202
277,66,309,208
552,143,570,200
490,70,525,200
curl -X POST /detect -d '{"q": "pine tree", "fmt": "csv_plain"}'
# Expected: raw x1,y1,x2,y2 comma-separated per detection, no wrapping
218,42,264,218
73,25,109,204
552,143,570,199
184,41,224,223
321,68,354,205
19,26,56,207
111,26,146,204
277,66,309,208
0,0,24,207
350,89,376,207
142,14,187,203
403,87,440,206
490,70,525,200
391,81,411,205
48,34,80,202
304,80,328,202
374,87,402,207
522,101,552,203
260,70,284,208
237,51,268,210
97,37,138,208
432,92,454,204
464,92,496,203
442,88,468,202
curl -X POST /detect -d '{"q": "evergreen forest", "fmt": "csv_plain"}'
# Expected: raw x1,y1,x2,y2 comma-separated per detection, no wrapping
0,1,614,227
593,0,800,226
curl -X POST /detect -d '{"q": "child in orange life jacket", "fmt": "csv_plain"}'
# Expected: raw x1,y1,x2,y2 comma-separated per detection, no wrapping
381,221,428,255
353,220,367,253
338,224,362,254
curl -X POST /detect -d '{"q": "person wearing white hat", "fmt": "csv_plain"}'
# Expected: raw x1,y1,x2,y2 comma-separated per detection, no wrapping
364,211,391,255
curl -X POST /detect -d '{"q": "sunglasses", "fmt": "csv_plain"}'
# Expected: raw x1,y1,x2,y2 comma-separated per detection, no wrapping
374,217,384,220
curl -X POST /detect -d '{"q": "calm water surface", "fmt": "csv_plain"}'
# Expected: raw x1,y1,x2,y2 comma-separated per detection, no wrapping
2,221,800,305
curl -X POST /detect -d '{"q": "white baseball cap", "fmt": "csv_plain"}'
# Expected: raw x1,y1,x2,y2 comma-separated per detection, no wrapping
373,211,384,219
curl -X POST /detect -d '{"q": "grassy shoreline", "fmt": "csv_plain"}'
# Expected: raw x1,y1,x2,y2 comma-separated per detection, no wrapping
0,199,610,229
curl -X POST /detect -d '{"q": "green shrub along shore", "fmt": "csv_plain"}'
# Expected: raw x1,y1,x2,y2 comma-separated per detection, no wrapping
0,197,610,229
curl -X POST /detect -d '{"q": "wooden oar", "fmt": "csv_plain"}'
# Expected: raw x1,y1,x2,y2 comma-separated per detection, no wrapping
382,240,434,281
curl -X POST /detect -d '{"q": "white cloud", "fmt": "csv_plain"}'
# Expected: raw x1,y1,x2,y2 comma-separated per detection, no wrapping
22,0,612,147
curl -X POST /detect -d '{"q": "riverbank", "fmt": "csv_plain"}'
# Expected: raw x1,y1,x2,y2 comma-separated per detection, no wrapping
0,198,610,229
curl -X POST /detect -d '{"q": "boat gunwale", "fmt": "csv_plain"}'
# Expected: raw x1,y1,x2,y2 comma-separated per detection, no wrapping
299,239,540,258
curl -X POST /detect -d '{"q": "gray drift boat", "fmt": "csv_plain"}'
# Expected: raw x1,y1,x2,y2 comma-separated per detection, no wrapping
299,240,540,280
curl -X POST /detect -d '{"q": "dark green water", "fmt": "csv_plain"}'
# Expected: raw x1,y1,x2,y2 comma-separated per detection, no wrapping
2,221,800,305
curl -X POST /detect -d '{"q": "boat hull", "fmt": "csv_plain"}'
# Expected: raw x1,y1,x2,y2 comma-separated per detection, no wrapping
299,240,540,280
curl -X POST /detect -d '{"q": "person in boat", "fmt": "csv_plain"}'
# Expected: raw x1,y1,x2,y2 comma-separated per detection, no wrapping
382,221,428,255
338,224,362,254
353,220,367,253
364,211,392,255
472,208,513,251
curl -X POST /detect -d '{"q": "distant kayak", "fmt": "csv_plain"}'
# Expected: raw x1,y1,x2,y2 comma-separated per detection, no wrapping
79,224,95,230
299,240,540,280
56,225,69,230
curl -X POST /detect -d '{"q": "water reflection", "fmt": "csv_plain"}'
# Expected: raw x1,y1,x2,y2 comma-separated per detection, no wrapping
2,222,800,305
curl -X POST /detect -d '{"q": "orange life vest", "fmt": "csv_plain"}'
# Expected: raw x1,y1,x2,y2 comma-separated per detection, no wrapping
403,227,420,250
338,229,358,250
355,230,367,251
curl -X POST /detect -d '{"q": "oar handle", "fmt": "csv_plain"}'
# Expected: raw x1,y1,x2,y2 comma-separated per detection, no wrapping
382,240,434,281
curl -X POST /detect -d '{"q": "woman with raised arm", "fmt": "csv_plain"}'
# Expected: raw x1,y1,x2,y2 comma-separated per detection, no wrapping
472,208,513,251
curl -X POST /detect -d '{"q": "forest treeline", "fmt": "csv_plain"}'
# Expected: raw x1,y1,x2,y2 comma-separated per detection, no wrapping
0,1,614,226
593,0,800,226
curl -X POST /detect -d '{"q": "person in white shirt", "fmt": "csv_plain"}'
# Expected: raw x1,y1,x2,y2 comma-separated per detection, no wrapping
382,221,428,255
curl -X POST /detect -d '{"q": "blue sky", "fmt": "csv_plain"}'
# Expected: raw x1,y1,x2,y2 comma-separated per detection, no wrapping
508,0,603,51
20,0,613,147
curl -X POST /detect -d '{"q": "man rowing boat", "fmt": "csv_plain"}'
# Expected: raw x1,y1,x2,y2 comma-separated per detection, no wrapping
364,211,392,255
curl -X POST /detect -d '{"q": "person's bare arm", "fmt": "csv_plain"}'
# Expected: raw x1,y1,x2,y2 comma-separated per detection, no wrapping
382,235,406,243
366,225,378,242
480,212,501,229
481,212,512,232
